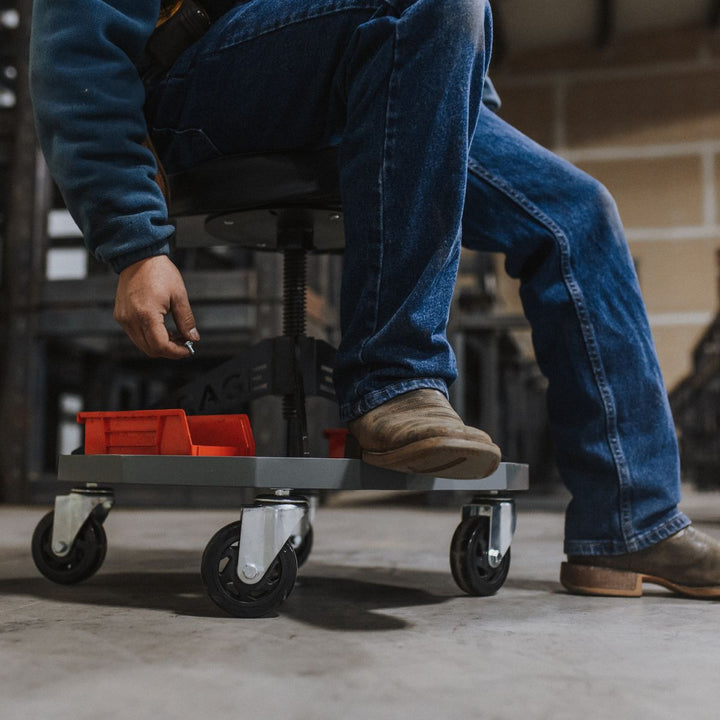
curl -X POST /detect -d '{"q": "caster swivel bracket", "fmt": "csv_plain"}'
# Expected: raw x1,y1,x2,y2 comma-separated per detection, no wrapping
52,487,115,558
462,498,516,568
236,499,306,584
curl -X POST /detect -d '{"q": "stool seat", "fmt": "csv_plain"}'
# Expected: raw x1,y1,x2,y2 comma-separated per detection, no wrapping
168,148,344,252
168,148,341,215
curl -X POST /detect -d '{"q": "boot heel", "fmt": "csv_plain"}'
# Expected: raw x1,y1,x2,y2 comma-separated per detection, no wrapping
560,562,643,597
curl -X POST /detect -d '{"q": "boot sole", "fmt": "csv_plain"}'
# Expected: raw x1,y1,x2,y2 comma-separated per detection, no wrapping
361,437,501,479
560,562,720,599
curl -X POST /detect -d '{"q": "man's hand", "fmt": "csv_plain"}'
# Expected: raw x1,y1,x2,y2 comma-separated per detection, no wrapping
114,255,199,359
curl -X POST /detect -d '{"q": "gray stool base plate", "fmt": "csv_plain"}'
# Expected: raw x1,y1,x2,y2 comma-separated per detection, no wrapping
58,456,528,493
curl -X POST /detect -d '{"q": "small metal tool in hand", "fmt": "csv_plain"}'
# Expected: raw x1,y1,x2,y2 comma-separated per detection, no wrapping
184,340,195,356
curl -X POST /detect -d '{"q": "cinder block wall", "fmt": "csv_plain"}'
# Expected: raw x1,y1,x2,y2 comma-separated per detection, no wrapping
488,26,720,389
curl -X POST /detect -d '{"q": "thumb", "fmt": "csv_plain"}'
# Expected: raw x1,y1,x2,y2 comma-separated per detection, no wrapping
171,288,200,342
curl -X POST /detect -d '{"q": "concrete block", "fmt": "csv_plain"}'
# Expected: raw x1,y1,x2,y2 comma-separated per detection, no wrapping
630,237,719,314
576,155,704,227
565,68,720,147
496,26,704,75
491,82,557,149
651,323,707,389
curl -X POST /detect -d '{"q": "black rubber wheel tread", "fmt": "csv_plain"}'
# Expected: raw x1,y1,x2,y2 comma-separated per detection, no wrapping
31,511,107,585
201,520,298,618
450,516,511,596
291,525,314,568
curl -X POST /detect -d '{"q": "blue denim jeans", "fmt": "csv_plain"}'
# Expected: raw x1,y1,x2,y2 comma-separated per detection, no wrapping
144,0,690,555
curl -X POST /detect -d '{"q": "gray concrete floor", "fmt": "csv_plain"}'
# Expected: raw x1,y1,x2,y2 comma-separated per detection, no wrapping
1,488,720,720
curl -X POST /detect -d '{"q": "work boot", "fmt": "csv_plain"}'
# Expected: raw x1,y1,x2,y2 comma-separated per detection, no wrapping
347,389,501,479
560,525,720,599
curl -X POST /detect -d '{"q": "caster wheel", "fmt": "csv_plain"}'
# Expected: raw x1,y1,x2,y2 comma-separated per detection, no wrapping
450,516,511,596
290,525,313,568
31,511,107,585
201,520,298,618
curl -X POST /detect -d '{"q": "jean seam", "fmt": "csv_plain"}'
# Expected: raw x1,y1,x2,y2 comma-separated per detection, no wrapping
196,4,384,58
467,157,636,547
564,511,690,556
358,19,398,366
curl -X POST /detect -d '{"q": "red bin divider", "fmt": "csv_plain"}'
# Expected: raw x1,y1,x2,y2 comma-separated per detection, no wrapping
323,428,349,458
78,409,255,457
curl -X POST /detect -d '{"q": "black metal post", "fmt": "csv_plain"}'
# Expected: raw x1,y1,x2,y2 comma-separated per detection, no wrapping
282,248,309,457
596,0,616,48
0,0,50,502
709,0,720,28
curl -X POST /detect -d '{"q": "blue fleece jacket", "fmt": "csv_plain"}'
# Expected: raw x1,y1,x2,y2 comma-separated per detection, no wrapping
30,1,502,274
30,0,173,273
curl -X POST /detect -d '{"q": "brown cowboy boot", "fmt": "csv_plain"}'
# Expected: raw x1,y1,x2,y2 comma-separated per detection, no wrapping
560,525,720,599
347,389,501,479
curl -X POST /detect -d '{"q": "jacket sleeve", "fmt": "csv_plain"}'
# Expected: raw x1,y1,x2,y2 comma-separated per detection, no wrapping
30,0,174,273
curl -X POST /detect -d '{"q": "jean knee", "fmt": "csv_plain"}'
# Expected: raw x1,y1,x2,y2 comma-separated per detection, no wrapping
391,0,488,40
553,166,624,245
583,178,625,244
435,0,488,41
516,175,626,283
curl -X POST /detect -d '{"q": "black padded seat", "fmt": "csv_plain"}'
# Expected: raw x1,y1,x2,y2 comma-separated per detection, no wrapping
167,148,345,252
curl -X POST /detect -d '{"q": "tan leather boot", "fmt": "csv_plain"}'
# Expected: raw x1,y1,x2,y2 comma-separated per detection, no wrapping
560,525,720,599
347,389,501,479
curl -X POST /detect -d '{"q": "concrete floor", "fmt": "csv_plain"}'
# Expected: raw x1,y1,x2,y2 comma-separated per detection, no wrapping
1,489,719,720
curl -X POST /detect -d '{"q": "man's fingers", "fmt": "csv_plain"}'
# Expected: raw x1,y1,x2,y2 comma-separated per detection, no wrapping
140,312,191,359
171,289,200,343
114,256,198,359
120,322,152,358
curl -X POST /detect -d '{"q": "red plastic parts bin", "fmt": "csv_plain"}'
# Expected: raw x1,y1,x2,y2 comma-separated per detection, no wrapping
78,409,255,457
323,428,349,458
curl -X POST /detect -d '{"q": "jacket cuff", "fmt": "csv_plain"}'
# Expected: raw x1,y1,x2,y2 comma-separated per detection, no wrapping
108,237,173,274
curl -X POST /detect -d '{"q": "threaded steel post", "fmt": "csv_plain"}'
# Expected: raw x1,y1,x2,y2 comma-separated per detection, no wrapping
282,248,307,337
281,248,309,455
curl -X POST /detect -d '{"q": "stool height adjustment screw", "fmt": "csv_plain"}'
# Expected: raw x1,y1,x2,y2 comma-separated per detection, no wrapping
282,247,310,458
282,248,307,337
